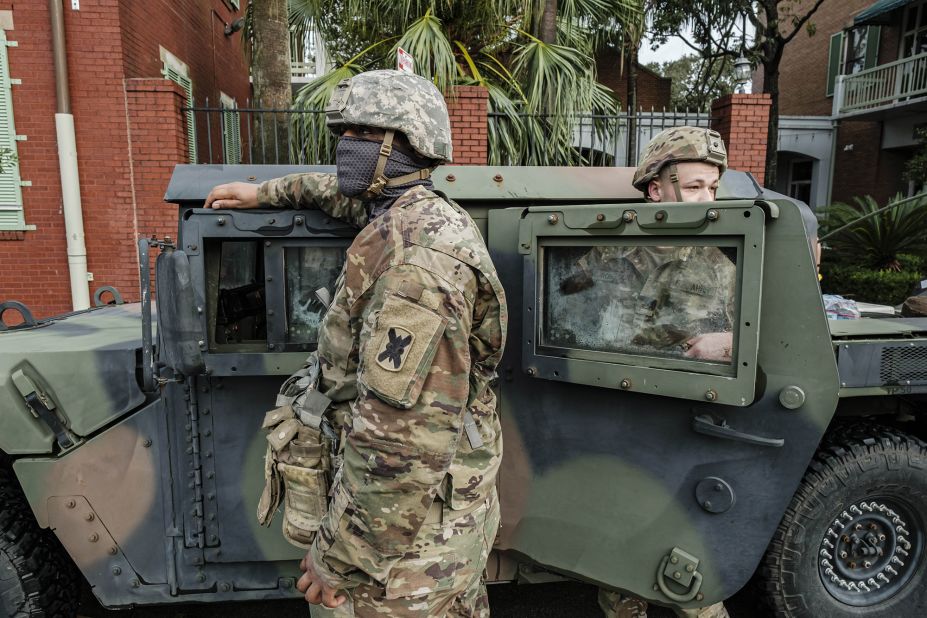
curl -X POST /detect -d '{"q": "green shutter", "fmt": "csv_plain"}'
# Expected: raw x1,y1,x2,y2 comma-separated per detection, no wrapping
163,66,198,163
864,26,881,69
0,30,25,231
826,31,844,97
222,103,241,164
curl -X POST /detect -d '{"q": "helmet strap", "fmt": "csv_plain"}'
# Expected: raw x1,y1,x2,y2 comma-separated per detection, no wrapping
363,129,436,199
668,162,684,202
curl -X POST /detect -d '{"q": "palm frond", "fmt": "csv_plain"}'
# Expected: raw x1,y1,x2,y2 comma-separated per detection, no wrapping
393,10,457,93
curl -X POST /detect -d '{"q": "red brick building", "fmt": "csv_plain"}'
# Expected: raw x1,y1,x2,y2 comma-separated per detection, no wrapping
596,51,673,111
0,0,249,318
756,0,926,207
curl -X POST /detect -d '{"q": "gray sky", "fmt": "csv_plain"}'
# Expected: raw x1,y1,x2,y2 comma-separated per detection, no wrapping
638,32,694,66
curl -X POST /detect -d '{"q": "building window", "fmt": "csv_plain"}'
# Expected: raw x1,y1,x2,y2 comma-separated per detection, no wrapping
161,49,198,164
0,29,25,231
827,25,881,96
788,159,813,207
220,93,241,165
844,27,870,75
902,0,927,58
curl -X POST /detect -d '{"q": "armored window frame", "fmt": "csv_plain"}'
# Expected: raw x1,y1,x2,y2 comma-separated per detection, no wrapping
518,199,767,407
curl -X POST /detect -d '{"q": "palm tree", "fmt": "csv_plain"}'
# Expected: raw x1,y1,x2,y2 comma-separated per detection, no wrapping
287,0,645,165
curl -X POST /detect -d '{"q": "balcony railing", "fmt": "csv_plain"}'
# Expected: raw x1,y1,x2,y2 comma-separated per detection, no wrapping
290,62,318,83
836,52,927,116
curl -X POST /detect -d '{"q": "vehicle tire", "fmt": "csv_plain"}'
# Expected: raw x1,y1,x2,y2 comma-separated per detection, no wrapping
0,459,80,618
758,424,927,617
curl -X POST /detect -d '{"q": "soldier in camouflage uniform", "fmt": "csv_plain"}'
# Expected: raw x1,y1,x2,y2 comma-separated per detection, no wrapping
205,70,507,617
596,126,733,618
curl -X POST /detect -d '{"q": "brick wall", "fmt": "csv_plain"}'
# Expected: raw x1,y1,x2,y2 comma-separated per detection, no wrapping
832,120,910,205
711,94,772,186
118,0,250,162
0,0,249,319
446,86,488,165
597,53,672,111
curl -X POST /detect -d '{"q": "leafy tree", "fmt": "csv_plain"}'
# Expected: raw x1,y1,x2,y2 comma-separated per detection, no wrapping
645,54,735,110
286,0,644,165
649,0,832,187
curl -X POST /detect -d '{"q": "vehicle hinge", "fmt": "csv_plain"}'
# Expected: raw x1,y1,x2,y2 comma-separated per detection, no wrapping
11,369,76,450
183,376,207,549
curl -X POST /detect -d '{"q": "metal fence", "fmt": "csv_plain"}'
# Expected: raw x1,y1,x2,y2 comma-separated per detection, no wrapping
184,105,713,167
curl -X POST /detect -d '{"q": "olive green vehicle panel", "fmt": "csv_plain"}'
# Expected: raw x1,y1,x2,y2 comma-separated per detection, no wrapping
2,165,844,611
489,195,839,607
829,317,927,337
0,304,146,454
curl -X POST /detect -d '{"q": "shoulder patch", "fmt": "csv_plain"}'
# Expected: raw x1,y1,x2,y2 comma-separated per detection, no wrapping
376,326,415,371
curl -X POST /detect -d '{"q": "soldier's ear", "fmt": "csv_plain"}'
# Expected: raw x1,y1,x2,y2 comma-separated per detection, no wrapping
647,179,662,202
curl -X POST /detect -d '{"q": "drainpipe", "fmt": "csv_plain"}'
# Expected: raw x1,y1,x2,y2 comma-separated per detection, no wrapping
50,0,89,310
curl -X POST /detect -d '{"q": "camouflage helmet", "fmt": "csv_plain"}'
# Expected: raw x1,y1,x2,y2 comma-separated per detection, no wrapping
325,69,453,163
632,126,727,192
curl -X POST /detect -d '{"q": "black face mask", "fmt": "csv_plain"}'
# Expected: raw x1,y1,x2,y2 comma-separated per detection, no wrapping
336,136,434,220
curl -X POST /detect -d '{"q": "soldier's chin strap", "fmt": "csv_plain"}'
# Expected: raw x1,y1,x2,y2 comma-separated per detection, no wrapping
667,162,684,202
363,129,436,199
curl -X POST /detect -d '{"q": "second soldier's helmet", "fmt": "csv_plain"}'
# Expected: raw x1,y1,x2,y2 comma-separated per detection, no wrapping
325,69,453,163
632,126,727,191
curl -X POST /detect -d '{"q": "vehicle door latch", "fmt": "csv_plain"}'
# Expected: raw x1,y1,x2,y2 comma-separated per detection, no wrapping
656,547,704,603
12,370,75,450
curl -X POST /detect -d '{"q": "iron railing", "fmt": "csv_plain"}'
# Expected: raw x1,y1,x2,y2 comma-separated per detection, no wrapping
184,105,713,167
838,51,927,115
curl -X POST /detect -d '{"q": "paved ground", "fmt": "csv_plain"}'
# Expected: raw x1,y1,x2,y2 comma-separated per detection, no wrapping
79,581,763,617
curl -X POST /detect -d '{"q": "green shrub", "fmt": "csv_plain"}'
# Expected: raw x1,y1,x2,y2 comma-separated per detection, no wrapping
820,263,922,306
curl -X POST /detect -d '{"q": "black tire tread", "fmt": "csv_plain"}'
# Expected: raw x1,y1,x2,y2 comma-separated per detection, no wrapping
758,422,927,618
0,458,80,618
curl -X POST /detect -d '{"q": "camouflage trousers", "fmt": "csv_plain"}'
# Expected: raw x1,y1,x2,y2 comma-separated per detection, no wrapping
597,589,729,618
315,491,500,618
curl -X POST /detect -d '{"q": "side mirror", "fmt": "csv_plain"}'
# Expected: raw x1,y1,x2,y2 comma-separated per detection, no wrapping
155,248,206,376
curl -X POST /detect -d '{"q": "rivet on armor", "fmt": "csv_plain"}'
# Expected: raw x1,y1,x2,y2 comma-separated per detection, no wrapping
108,546,118,555
85,512,94,521
216,217,225,226
655,210,666,221
88,533,99,543
66,499,76,509
705,389,718,402
547,214,559,225
493,174,504,182
295,216,304,225
622,211,636,223
596,213,605,222
620,379,632,390
445,174,456,182
707,209,720,221
112,566,122,576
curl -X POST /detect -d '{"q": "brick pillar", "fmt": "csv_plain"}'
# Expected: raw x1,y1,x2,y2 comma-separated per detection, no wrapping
710,94,771,186
125,78,188,244
446,86,488,165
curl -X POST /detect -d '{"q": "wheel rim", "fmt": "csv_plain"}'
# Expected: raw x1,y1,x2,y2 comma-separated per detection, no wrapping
817,497,925,606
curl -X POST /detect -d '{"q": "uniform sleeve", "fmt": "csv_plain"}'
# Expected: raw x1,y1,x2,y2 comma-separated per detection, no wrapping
256,172,368,228
310,263,474,590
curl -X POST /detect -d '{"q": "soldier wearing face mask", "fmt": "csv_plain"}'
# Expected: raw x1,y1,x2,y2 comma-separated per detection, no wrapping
206,70,507,617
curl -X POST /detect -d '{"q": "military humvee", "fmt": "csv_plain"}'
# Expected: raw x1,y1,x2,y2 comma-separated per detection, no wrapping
1,165,925,618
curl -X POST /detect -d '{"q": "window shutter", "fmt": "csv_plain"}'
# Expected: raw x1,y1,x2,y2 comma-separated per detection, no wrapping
826,32,844,97
864,26,881,69
0,30,25,231
163,66,198,163
221,102,241,164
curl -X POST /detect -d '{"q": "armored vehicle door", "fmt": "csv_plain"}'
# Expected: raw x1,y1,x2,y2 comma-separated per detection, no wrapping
488,197,838,609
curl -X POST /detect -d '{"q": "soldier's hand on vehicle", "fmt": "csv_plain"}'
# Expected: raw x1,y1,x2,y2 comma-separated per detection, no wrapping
683,332,733,362
297,552,347,609
204,182,260,209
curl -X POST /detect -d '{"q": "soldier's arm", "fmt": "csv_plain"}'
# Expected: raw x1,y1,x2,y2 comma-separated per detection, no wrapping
309,263,474,590
257,173,368,228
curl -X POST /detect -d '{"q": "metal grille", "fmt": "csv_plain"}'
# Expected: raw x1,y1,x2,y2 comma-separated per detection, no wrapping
879,344,927,384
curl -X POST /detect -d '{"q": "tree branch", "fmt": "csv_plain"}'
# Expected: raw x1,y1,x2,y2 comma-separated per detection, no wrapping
782,0,827,44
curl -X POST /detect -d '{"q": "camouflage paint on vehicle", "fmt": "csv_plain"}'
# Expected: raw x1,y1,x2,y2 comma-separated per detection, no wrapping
3,164,925,616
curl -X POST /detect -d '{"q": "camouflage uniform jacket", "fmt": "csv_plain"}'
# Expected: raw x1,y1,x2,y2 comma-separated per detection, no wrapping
555,245,735,358
258,173,507,592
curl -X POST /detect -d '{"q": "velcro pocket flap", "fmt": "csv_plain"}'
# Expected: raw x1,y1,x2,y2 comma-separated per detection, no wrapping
267,417,301,452
362,292,447,409
262,404,296,429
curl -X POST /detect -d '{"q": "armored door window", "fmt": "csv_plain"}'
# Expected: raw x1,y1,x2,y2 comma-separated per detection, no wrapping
543,243,738,372
214,240,266,345
283,247,346,343
519,200,767,406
